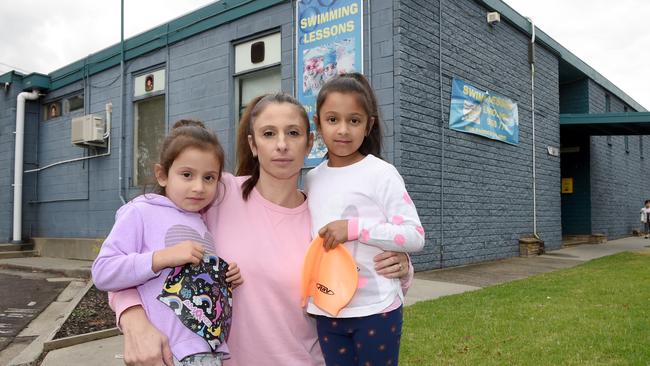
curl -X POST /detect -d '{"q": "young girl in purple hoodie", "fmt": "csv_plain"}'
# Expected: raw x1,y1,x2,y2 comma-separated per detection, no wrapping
92,120,242,366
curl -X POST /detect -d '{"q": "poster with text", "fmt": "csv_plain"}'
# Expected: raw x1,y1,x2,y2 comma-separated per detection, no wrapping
449,78,519,145
296,0,363,166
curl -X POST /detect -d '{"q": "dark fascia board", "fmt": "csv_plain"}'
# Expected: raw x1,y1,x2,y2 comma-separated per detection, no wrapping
48,0,287,90
478,0,647,112
560,112,650,125
0,70,26,84
21,73,51,91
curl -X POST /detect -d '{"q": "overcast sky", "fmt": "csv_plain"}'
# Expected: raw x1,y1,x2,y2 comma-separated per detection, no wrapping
0,0,647,109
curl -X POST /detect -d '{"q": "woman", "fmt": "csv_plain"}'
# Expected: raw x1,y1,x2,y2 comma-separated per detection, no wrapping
111,93,413,366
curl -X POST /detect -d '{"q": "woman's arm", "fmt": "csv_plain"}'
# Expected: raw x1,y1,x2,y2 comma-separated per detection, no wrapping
121,306,174,366
374,251,413,294
108,288,173,366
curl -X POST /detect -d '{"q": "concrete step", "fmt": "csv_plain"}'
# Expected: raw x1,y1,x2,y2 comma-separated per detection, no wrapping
0,250,38,259
562,239,590,247
0,243,34,252
0,257,92,278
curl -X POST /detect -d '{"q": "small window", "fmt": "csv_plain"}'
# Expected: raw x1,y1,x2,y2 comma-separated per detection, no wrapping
607,136,612,146
640,136,644,159
43,101,62,121
134,69,165,97
236,67,282,120
133,95,165,186
68,95,84,112
624,105,629,113
605,94,611,112
625,136,629,153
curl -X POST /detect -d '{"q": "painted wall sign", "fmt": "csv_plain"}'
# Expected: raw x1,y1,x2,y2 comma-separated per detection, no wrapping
449,78,519,145
561,178,574,194
296,0,363,166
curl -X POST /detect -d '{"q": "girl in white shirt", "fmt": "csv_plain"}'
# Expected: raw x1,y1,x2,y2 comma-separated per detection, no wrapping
304,73,425,366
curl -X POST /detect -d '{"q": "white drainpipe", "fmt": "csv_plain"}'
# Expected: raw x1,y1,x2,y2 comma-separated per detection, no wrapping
12,90,40,243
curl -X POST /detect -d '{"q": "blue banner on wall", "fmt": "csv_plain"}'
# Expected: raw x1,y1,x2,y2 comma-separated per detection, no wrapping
449,78,519,145
296,0,363,166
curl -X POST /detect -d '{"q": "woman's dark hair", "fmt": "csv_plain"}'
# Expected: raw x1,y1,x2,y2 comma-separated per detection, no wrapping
315,72,383,158
235,93,310,200
645,199,650,205
153,119,225,196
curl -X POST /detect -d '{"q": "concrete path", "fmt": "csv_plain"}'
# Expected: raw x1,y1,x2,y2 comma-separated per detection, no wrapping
40,335,124,366
10,236,649,366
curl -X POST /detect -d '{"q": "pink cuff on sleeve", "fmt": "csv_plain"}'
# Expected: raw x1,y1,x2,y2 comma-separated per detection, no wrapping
109,288,143,329
347,218,359,241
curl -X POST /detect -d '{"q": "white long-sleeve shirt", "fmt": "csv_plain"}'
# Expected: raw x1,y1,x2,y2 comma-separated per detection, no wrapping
304,154,425,317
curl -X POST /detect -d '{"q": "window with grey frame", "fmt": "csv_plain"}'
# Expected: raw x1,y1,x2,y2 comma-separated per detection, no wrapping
133,95,165,187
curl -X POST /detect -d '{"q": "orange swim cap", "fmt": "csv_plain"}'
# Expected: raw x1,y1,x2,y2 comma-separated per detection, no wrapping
301,236,358,316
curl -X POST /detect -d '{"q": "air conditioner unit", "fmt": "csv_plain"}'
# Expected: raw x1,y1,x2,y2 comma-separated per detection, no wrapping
71,115,106,147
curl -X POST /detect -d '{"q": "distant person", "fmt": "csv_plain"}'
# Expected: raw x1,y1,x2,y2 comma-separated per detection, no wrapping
304,73,425,366
92,120,242,366
640,200,650,239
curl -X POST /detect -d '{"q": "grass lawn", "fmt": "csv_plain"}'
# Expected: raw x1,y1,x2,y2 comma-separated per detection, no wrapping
400,252,650,365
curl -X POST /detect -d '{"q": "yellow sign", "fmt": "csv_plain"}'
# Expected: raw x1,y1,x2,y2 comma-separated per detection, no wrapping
561,178,574,194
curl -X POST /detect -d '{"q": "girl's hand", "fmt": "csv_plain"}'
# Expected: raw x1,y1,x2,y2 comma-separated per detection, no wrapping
318,220,349,250
374,251,409,279
226,262,243,289
121,306,174,366
152,241,204,272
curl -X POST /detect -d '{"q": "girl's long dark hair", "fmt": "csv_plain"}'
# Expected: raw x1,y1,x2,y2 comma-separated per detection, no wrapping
235,93,310,200
315,72,383,158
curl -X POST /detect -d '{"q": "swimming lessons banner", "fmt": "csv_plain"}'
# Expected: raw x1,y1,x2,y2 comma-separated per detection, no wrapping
296,0,363,166
449,78,519,145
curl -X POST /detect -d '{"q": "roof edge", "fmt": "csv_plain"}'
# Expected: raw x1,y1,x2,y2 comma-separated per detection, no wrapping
560,112,650,125
478,0,646,112
47,0,287,90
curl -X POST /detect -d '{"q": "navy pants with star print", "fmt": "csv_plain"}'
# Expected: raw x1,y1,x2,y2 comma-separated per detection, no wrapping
315,306,403,366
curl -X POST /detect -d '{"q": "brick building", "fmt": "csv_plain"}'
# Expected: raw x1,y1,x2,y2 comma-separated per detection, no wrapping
1,0,647,270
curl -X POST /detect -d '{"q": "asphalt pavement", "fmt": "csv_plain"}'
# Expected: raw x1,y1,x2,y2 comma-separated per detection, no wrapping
0,269,68,353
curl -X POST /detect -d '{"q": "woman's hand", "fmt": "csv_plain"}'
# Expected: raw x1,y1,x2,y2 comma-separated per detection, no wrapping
121,306,174,366
318,220,349,250
373,251,410,279
226,262,244,289
152,241,204,272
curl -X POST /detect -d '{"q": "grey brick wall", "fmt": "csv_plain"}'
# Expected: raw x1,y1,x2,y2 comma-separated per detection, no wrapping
559,78,588,114
395,0,561,269
590,135,650,239
1,0,642,270
587,80,649,239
